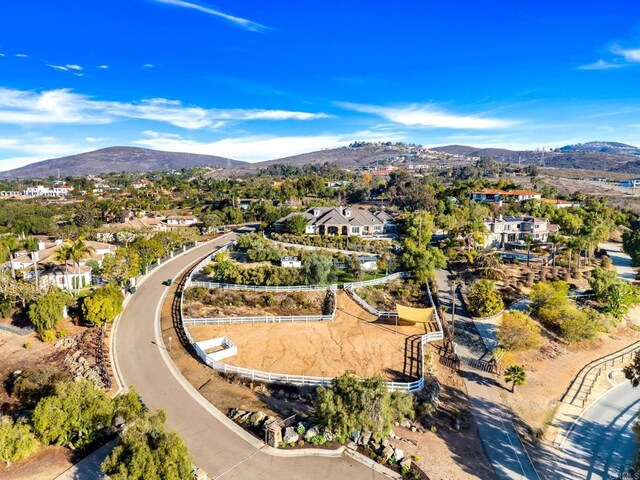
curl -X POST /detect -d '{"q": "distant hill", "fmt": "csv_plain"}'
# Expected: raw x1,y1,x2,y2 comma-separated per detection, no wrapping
253,144,419,169
557,141,640,156
430,143,640,173
0,147,247,178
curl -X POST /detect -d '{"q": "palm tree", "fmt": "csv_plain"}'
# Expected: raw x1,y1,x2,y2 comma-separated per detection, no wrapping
1,235,20,279
523,234,535,267
475,249,504,280
53,244,74,291
504,365,526,393
23,237,40,287
547,232,564,268
68,239,95,293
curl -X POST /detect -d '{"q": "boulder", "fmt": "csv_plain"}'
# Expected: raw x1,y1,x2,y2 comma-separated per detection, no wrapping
358,430,372,446
304,426,320,441
381,445,394,461
393,448,405,462
322,428,333,442
238,412,252,424
232,410,247,421
400,420,412,429
381,438,390,448
400,457,412,470
249,411,266,426
283,426,299,444
370,441,381,453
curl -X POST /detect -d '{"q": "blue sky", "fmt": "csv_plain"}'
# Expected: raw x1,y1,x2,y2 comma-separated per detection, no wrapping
1,1,640,170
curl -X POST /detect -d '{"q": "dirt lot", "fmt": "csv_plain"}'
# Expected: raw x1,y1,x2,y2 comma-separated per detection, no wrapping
355,279,430,312
188,291,438,381
163,281,495,479
498,326,640,437
183,288,328,318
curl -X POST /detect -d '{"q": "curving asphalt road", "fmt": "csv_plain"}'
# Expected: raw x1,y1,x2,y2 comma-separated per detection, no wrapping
114,235,387,479
553,381,640,479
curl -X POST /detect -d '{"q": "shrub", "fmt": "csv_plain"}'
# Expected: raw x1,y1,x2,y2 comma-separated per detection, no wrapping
27,289,70,335
0,416,39,466
82,285,124,326
11,367,70,407
315,373,413,443
467,280,504,318
530,281,570,327
309,434,327,446
560,308,601,342
497,311,543,351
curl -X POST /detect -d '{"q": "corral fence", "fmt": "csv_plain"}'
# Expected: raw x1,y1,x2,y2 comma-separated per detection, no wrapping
344,271,411,319
560,339,640,409
178,244,443,393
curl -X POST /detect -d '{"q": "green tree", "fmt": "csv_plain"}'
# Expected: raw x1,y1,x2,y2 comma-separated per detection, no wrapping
560,308,601,342
345,255,363,281
623,229,640,267
466,280,504,318
27,288,70,337
82,285,124,326
10,367,70,407
0,416,39,466
314,373,414,443
589,267,639,318
32,379,114,449
529,281,570,327
474,249,504,280
624,352,640,387
102,410,192,480
301,254,335,285
283,214,309,235
402,211,434,247
497,311,543,351
102,248,140,284
400,241,446,284
504,365,526,393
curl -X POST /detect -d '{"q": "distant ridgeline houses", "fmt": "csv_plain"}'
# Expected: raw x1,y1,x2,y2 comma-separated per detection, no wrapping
275,207,396,237
0,184,74,198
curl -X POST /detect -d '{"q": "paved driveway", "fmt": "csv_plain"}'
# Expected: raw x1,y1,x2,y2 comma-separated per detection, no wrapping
114,236,385,479
553,381,640,479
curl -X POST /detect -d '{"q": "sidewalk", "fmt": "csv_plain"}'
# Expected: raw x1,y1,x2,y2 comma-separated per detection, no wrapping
435,269,540,480
54,439,116,480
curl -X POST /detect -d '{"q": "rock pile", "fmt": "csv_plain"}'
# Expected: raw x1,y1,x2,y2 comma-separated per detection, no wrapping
56,331,107,389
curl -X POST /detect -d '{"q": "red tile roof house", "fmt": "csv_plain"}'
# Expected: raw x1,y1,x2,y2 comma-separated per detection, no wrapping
470,189,542,206
275,207,396,237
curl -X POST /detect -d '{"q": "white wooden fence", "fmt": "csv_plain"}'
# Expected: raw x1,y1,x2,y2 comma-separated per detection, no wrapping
178,244,444,393
187,281,334,292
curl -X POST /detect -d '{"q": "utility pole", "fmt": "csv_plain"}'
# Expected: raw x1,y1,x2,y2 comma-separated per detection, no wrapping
449,282,456,342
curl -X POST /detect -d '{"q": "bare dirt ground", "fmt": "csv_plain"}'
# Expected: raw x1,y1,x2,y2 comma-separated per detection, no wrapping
0,445,74,480
188,291,437,381
183,289,327,318
498,326,640,437
163,279,495,479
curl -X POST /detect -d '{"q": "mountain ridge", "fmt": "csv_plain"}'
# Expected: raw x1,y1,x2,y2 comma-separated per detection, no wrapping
0,147,247,178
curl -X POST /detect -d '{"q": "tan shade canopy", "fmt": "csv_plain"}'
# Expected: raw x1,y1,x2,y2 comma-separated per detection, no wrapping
396,304,434,324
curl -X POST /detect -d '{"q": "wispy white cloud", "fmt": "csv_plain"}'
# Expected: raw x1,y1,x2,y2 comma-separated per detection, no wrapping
98,64,109,69
0,87,329,129
15,53,29,58
578,59,625,70
0,53,5,57
47,64,69,72
150,0,267,32
0,135,91,171
143,63,156,69
611,45,640,63
337,102,517,130
66,64,83,71
134,130,404,162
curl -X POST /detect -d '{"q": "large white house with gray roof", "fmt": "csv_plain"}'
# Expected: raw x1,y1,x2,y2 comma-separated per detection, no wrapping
276,207,395,237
